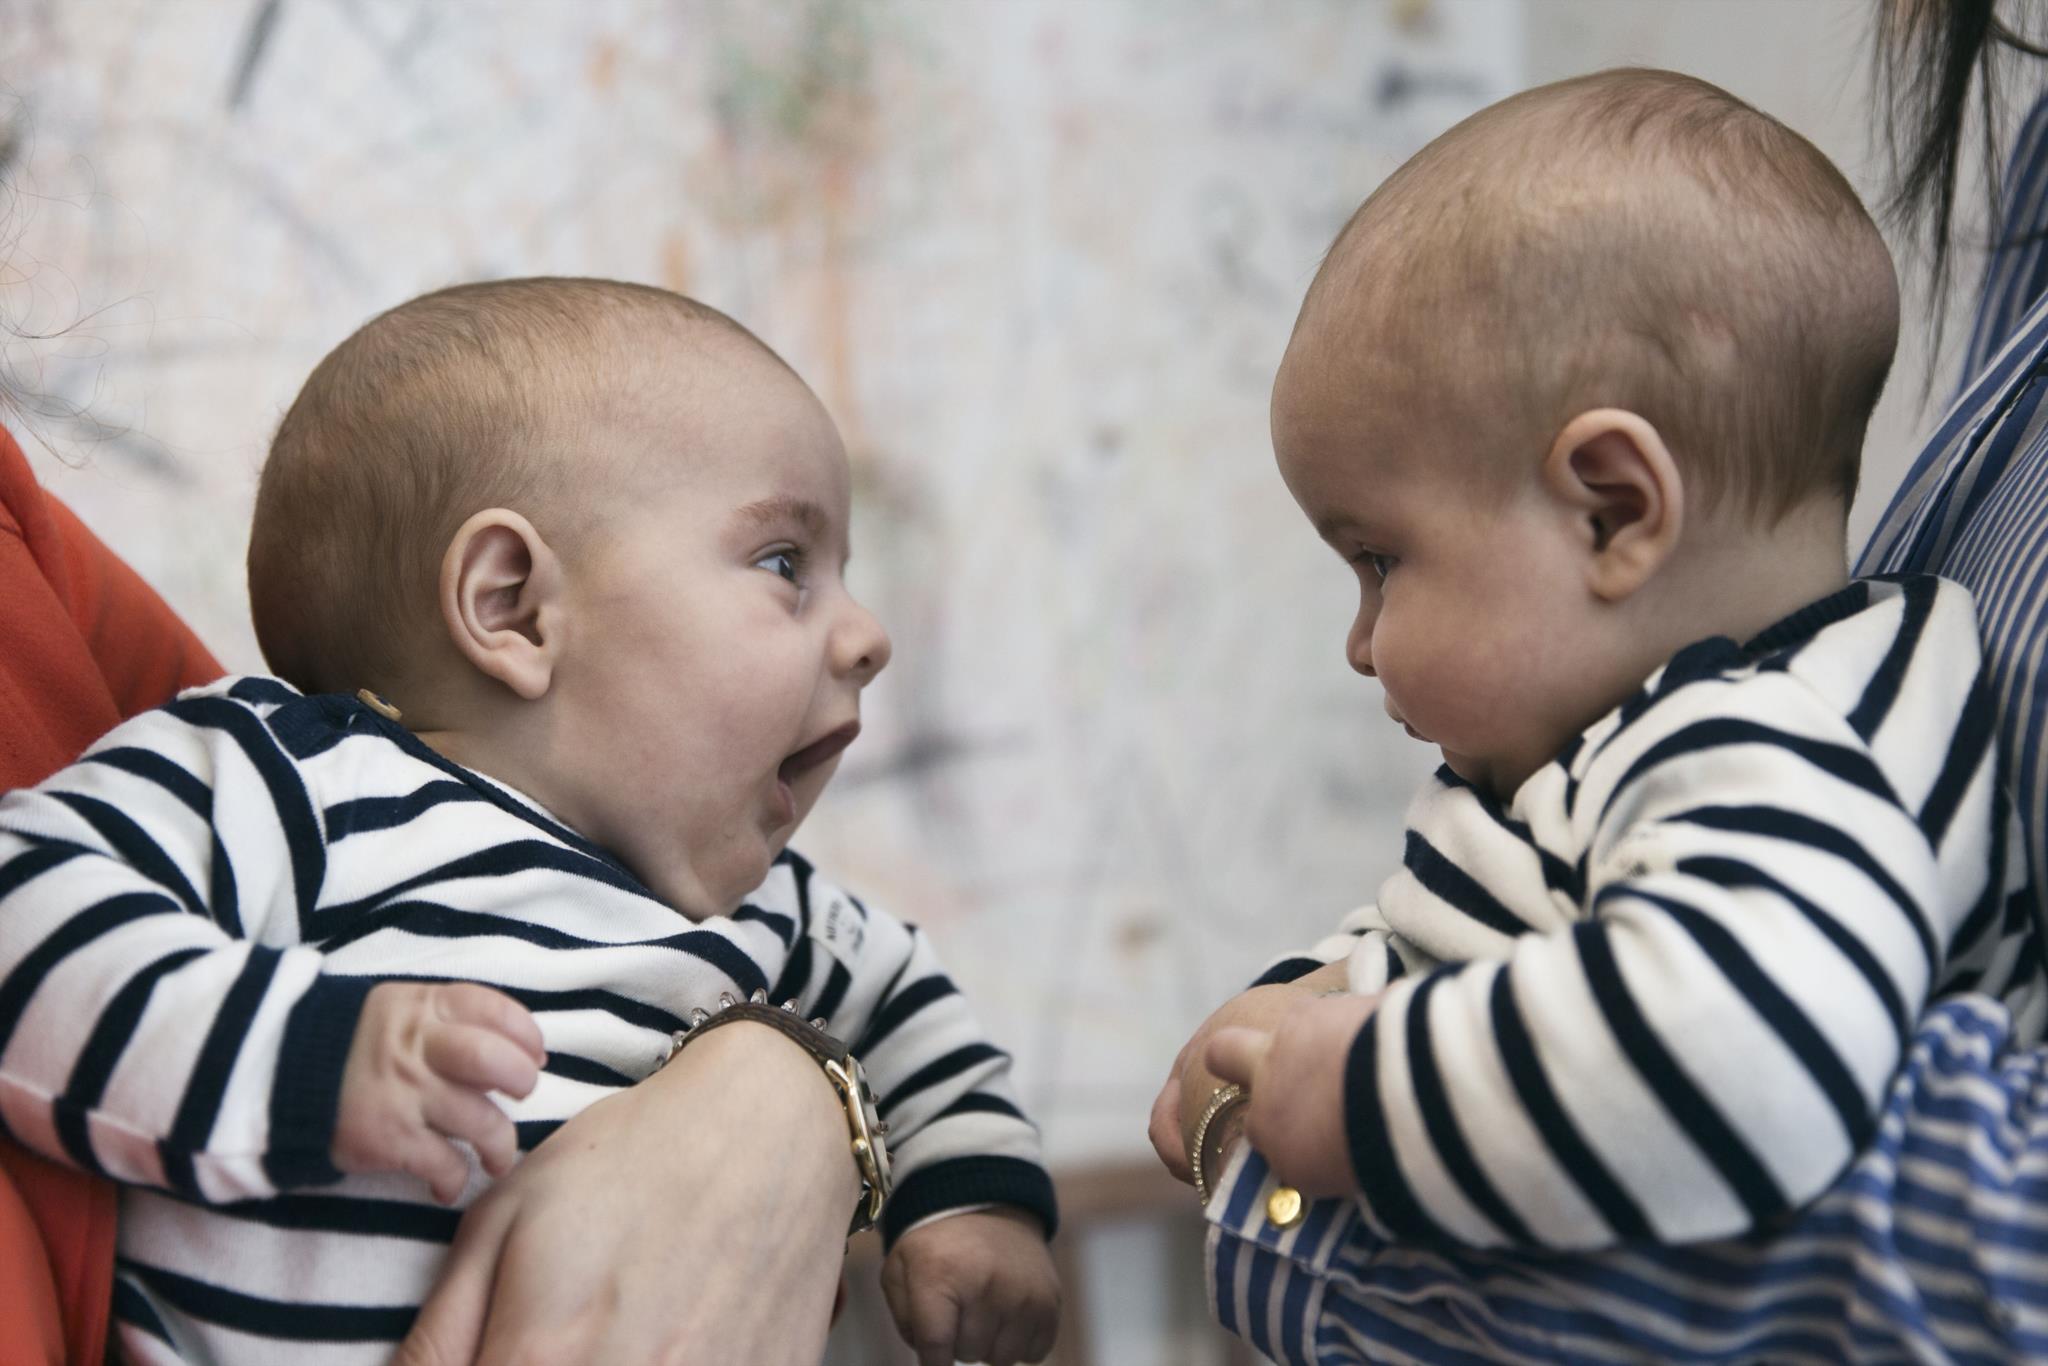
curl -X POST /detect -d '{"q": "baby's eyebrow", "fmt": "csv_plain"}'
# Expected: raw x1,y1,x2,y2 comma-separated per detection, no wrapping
1313,511,1367,545
732,494,829,538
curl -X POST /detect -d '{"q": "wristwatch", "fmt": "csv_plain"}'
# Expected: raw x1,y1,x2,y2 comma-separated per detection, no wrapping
661,989,893,1236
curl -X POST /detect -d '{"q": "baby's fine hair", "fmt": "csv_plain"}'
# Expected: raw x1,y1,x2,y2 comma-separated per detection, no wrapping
1301,68,1900,519
248,277,784,696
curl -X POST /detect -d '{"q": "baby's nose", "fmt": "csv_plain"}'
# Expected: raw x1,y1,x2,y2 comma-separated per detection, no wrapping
840,600,892,683
1346,627,1375,677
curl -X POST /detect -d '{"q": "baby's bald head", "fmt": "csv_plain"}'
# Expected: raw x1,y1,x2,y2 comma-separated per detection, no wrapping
1283,68,1898,520
249,277,800,696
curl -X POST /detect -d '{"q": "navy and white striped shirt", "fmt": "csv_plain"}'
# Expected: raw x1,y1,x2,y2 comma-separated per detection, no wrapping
1264,575,2041,1251
0,678,1053,1365
1203,88,2048,1366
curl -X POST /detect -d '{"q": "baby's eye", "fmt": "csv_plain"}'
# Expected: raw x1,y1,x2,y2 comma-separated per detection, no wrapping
754,548,803,584
1353,551,1396,582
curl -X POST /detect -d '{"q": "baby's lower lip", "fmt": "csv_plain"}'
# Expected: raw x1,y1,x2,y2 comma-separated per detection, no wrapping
771,777,796,824
778,723,861,782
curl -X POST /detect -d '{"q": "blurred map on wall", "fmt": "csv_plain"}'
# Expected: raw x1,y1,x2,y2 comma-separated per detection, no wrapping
1,0,1519,1164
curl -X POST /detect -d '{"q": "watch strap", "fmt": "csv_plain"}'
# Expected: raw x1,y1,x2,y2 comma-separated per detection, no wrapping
679,996,849,1067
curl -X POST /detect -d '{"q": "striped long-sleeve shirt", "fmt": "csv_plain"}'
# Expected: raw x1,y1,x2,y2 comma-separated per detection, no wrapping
0,677,1053,1365
1257,574,2044,1253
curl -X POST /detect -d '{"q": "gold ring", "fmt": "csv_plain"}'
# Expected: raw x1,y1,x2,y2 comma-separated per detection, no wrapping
1191,1084,1247,1207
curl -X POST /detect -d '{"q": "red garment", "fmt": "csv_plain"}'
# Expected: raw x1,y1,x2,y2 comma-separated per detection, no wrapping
0,424,224,1363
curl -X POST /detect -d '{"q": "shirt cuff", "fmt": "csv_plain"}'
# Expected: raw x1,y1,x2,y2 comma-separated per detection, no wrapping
879,1155,1058,1251
1249,957,1326,989
1204,1144,1362,1272
263,974,376,1189
1203,1144,1364,1366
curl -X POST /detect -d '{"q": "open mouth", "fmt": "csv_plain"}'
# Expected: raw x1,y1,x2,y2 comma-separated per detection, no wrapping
779,721,861,786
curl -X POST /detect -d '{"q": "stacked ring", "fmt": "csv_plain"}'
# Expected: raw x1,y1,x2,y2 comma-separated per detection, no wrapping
1190,1083,1247,1207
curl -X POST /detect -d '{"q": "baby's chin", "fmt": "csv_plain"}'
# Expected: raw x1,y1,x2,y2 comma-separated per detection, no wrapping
1439,749,1506,795
650,782,830,919
646,850,778,922
1441,748,1545,803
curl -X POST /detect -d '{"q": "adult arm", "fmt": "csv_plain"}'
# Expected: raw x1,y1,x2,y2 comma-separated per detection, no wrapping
398,1011,860,1366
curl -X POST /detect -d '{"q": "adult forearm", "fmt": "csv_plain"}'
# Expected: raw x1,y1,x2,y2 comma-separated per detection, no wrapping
399,1014,862,1366
650,1016,863,1219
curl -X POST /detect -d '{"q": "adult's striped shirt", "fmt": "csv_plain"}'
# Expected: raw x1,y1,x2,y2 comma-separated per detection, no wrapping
0,678,1053,1365
1203,88,2048,1365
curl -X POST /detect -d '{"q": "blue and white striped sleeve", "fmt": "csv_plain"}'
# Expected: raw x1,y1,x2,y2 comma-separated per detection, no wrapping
764,855,1056,1247
1344,666,1971,1251
0,689,364,1203
1206,993,2048,1365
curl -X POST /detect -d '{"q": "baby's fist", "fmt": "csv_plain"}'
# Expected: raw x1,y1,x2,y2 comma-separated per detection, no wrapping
881,1208,1059,1366
332,981,545,1205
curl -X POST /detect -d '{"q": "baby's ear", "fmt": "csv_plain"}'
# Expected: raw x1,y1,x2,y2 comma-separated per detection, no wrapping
438,509,563,700
1543,409,1683,601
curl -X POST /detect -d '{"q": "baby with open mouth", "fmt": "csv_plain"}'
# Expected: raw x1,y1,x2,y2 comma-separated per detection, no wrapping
0,276,1060,1366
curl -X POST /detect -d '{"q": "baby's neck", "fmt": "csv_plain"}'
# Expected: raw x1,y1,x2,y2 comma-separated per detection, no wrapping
1642,497,1851,661
404,705,728,921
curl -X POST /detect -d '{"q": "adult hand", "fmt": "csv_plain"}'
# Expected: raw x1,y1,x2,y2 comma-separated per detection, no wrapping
1206,990,1381,1199
1146,961,1349,1182
395,1020,859,1366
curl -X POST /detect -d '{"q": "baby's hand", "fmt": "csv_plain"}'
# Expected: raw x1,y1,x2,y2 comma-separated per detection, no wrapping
880,1208,1059,1366
1148,960,1351,1182
332,981,545,1204
1205,990,1380,1199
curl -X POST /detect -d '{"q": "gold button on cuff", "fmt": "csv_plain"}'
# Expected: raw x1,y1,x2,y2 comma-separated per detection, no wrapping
1266,1185,1304,1229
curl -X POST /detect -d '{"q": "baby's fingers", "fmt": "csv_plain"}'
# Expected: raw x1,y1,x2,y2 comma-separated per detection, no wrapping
1148,1079,1193,1181
988,1282,1060,1365
955,1297,999,1365
1022,1306,1060,1364
1203,1026,1272,1088
392,1129,475,1207
899,1281,963,1366
424,1022,544,1099
987,1316,1037,1366
432,982,545,1061
425,1084,521,1180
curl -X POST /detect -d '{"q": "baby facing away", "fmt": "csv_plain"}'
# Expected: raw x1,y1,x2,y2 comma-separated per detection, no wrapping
0,279,1059,1366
